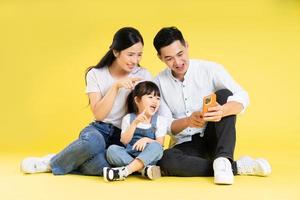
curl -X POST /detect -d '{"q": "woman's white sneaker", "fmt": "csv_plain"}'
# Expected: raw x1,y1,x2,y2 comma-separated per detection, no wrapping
213,157,234,185
237,156,271,176
21,154,55,174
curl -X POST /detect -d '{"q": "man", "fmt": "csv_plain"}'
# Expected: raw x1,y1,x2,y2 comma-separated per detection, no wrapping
153,26,271,185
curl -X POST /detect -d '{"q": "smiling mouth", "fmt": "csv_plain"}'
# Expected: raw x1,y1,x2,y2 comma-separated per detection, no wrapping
175,63,185,70
127,64,135,69
150,105,157,111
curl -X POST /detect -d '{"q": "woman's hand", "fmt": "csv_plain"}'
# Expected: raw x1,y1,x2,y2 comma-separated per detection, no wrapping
115,77,142,90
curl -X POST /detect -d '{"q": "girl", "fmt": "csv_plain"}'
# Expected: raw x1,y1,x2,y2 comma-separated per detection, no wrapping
21,27,152,176
103,81,167,181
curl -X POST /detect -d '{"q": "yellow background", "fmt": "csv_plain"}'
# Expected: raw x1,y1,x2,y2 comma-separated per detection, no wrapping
0,0,300,199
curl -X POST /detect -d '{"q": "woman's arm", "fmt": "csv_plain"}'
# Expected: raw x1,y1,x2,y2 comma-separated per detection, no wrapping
88,77,142,121
88,83,119,121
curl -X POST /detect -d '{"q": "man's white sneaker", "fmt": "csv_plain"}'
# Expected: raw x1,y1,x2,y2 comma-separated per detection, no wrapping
21,154,55,174
237,156,271,176
213,157,234,185
141,165,161,180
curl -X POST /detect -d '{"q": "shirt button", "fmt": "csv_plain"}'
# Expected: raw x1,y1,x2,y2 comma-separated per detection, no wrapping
185,98,187,101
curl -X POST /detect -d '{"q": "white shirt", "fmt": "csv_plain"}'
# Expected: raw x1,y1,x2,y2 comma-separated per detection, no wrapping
86,66,152,128
121,114,168,138
154,59,249,145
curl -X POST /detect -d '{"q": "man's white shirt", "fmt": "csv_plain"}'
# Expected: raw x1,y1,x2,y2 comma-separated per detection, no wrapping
154,59,249,145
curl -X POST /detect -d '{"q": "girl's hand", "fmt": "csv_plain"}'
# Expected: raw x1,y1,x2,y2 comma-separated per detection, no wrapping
115,77,142,90
203,103,224,122
132,137,152,151
133,109,148,125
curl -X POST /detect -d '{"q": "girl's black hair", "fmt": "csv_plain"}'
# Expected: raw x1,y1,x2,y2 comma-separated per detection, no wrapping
127,81,161,114
85,27,144,82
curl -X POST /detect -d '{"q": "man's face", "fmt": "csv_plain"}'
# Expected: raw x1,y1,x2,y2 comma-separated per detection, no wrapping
159,40,189,80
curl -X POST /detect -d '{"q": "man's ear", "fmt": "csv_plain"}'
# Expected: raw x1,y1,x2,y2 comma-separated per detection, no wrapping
113,50,119,57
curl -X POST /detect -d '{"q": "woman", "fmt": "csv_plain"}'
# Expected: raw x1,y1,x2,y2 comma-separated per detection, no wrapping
21,27,152,176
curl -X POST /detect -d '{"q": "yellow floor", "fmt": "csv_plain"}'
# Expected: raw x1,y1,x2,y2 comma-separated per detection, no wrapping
1,1,300,199
1,151,299,200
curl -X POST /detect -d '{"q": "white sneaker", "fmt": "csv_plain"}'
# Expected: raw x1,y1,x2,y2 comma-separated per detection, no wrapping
21,154,55,174
213,157,234,185
237,156,271,176
141,165,161,180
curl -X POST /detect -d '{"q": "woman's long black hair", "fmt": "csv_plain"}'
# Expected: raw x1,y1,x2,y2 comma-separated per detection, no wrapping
85,27,144,82
126,81,161,114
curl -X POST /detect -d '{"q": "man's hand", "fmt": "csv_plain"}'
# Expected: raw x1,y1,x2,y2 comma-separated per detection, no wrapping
187,111,205,128
203,103,224,122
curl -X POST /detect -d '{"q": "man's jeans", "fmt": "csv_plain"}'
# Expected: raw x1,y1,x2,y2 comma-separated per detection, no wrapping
50,121,122,176
106,142,163,167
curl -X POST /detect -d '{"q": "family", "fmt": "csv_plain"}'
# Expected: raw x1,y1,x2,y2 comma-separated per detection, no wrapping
21,26,271,185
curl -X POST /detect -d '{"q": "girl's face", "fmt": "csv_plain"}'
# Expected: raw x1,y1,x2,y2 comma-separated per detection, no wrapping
114,42,143,72
135,92,160,116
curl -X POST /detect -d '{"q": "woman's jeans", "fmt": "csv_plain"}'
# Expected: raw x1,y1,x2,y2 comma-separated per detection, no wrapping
50,121,122,176
106,142,163,167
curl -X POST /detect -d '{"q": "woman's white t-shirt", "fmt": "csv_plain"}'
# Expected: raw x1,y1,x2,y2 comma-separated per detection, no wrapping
85,66,152,128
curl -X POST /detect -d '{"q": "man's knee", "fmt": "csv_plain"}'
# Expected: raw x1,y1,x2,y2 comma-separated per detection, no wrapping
215,89,233,105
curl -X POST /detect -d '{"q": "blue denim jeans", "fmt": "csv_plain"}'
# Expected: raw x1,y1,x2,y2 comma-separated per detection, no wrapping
106,142,163,167
50,121,123,176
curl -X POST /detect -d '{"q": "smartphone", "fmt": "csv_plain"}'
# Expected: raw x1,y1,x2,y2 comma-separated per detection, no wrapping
202,93,217,114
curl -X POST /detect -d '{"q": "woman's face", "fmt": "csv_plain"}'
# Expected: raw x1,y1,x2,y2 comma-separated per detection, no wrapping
114,42,143,72
135,92,161,116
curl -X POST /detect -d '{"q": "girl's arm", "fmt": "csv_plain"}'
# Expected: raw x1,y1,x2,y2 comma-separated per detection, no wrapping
120,121,138,145
121,111,148,145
